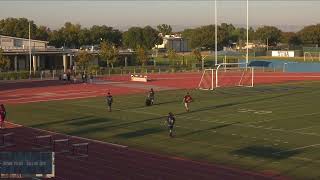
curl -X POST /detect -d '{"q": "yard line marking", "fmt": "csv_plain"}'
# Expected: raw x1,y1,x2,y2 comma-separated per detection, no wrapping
292,126,319,131
6,122,127,148
273,144,320,155
8,95,100,104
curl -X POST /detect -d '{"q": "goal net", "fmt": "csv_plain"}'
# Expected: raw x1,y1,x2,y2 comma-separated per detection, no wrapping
198,63,254,90
304,52,320,62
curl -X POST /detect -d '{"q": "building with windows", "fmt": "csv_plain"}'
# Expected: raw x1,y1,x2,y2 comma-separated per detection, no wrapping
155,34,190,52
0,35,134,73
0,35,48,50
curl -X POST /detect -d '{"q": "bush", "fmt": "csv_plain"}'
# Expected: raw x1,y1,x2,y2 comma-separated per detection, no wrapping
0,71,31,80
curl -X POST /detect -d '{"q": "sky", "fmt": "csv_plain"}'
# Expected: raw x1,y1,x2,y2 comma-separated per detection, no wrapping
0,1,319,31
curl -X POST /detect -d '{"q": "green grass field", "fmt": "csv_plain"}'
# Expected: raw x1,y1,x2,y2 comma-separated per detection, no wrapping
7,81,320,179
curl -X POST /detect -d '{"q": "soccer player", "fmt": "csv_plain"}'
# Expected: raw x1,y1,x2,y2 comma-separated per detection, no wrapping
148,88,155,105
0,104,6,129
183,92,193,112
166,112,176,137
106,92,113,112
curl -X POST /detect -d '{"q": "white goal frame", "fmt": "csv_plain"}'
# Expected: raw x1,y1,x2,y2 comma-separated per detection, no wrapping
304,52,320,62
198,63,254,90
198,69,215,90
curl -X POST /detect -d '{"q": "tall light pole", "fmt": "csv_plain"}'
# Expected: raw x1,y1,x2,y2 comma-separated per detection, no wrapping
29,21,32,77
246,0,249,66
215,0,218,66
266,38,269,53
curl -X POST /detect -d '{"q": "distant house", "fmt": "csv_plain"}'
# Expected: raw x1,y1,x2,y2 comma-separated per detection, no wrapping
236,42,267,50
0,35,135,72
0,35,48,50
155,34,190,52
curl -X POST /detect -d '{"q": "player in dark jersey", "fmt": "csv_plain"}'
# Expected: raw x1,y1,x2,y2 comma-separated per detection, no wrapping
106,92,113,112
0,104,6,129
166,112,176,137
148,88,155,105
183,92,193,112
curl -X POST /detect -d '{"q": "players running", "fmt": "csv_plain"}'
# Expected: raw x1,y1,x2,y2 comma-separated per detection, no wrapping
148,88,155,105
0,104,7,129
183,92,193,112
166,112,176,137
106,92,113,112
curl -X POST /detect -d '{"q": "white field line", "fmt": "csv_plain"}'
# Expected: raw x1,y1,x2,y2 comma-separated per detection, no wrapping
8,95,101,104
66,101,320,138
1,89,105,97
292,125,320,131
3,91,100,102
62,103,294,145
10,104,320,166
273,144,320,155
6,122,127,148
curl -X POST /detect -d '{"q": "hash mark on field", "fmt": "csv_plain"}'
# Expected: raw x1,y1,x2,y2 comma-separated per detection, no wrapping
292,126,319,131
273,144,320,155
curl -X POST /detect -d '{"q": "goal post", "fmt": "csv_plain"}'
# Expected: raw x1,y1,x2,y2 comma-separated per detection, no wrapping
198,69,215,90
198,63,254,90
304,52,320,62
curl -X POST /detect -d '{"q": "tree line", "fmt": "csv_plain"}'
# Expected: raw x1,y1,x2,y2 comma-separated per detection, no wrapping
1,18,320,51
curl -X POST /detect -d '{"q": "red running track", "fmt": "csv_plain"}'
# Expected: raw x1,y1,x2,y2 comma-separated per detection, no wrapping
0,123,289,180
102,72,320,89
2,72,320,104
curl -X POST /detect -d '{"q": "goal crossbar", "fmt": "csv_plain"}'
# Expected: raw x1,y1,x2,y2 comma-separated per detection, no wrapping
198,63,254,90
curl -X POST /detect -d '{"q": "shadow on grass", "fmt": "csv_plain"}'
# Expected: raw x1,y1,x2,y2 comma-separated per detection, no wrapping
68,116,165,136
114,127,165,139
232,146,301,160
67,118,111,126
153,100,181,106
176,91,303,116
32,116,93,128
182,122,239,137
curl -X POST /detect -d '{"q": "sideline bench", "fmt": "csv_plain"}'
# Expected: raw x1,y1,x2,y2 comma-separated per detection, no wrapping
0,132,15,147
72,143,89,157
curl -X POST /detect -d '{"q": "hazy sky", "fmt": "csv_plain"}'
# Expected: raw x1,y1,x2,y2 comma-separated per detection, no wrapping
0,1,319,31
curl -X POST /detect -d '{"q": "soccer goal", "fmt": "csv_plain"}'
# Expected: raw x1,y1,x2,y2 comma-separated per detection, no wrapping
198,63,254,90
304,52,320,62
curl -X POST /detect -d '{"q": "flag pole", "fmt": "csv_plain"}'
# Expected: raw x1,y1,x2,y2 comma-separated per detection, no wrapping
29,21,32,77
246,0,249,66
215,0,217,66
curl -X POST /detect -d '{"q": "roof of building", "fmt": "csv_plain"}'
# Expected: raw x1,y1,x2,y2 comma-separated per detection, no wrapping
0,34,49,43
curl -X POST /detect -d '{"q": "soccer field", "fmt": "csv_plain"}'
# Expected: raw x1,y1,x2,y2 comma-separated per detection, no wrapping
6,81,320,179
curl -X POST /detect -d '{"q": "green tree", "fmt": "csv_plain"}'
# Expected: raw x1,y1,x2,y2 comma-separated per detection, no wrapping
100,41,119,68
142,26,162,50
167,48,178,60
75,50,93,71
182,24,234,50
78,28,92,46
255,26,282,46
288,35,302,47
0,49,10,72
298,24,320,46
157,24,172,35
35,26,50,41
48,30,64,47
123,26,162,50
281,32,302,47
61,22,82,48
136,47,148,66
192,49,202,63
123,27,144,49
89,25,122,46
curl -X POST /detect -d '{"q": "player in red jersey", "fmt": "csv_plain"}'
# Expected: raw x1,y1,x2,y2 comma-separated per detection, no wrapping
0,104,7,129
183,92,193,112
